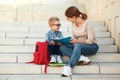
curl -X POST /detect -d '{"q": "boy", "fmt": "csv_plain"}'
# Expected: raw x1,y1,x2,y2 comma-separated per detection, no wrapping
46,17,63,63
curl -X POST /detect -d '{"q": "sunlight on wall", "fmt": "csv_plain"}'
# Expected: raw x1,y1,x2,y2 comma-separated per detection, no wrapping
0,0,13,4
0,0,41,7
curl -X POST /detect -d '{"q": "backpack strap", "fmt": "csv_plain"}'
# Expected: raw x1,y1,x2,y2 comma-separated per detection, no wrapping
43,42,50,73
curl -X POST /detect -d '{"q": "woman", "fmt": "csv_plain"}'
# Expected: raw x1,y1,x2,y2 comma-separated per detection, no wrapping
60,6,99,77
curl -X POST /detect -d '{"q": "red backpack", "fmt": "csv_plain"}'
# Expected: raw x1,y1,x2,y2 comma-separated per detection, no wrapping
27,41,50,73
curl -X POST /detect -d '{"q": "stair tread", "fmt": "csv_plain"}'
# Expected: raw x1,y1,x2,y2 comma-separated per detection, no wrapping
0,53,120,63
0,74,120,80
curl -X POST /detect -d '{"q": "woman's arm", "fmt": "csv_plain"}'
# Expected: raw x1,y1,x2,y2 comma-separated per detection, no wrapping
70,38,87,44
85,25,96,44
71,25,96,44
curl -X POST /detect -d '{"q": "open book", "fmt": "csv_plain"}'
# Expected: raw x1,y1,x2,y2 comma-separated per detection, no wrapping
53,36,72,45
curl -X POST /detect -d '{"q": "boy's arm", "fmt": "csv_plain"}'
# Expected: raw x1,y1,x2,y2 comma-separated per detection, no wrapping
45,32,55,45
56,32,63,45
45,32,50,42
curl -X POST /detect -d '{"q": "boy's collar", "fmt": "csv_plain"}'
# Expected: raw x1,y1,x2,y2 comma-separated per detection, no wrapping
50,30,58,33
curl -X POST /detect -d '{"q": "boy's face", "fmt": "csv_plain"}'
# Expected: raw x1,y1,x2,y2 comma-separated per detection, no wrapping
50,21,61,31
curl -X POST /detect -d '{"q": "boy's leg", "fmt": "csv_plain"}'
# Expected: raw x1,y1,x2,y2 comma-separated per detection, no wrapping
55,45,63,56
55,45,63,63
48,45,57,63
48,45,56,56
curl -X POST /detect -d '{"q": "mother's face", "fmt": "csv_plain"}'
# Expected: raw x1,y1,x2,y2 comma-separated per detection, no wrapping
66,16,77,23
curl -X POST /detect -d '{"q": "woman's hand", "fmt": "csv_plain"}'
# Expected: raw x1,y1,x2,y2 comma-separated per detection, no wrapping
70,39,77,44
70,38,87,44
49,41,55,45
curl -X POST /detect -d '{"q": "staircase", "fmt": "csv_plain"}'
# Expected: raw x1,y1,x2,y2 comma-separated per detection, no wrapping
0,20,120,80
0,0,120,79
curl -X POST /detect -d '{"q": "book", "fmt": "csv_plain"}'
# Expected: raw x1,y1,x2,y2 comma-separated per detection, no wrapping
49,63,65,67
53,36,72,45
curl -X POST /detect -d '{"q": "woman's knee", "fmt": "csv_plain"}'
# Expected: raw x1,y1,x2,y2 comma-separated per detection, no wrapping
74,43,84,49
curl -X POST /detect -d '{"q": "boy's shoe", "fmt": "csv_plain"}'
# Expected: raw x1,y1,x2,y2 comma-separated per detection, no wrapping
61,65,72,77
50,56,57,63
78,55,91,65
57,56,63,63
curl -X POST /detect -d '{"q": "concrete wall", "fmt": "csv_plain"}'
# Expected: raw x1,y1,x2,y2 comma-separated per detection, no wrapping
77,0,120,52
0,0,85,22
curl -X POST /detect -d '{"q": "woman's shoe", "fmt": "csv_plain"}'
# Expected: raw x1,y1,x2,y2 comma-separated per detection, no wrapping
78,55,91,65
61,65,72,77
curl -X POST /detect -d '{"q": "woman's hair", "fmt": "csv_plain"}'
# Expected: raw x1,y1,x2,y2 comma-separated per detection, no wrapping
48,17,60,26
65,6,87,20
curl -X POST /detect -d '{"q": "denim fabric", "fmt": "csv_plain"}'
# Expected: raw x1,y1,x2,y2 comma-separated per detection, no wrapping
60,43,99,67
48,45,63,56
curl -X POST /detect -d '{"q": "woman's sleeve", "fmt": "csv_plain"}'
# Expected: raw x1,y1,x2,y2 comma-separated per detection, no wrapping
86,25,96,44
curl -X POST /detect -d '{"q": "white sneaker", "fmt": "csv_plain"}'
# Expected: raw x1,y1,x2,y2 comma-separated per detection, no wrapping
57,56,63,63
61,65,72,77
78,55,91,65
50,56,57,63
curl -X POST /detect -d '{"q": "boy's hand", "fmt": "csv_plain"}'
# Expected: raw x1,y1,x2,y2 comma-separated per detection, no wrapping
57,42,62,46
49,41,55,45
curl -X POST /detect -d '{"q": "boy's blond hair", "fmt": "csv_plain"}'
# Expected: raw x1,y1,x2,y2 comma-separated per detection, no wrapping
48,17,60,26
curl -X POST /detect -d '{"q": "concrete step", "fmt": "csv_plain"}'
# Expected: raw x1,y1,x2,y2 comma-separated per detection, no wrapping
0,45,118,53
72,75,120,80
36,26,105,32
0,75,70,80
1,75,120,80
0,63,120,75
0,53,120,63
24,38,114,45
95,32,110,38
5,31,111,38
97,38,114,44
0,24,107,32
0,26,29,32
6,32,46,38
0,38,114,45
90,21,105,27
94,26,107,32
0,32,5,38
0,38,23,45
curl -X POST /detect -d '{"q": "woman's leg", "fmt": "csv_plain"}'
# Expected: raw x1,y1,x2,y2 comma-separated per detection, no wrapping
68,43,99,67
81,43,99,55
60,44,74,57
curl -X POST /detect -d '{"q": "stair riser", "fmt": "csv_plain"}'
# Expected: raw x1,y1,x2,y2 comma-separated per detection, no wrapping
0,31,110,38
0,45,118,53
0,38,114,45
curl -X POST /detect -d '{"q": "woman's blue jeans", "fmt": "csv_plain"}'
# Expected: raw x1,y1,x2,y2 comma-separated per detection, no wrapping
60,43,99,67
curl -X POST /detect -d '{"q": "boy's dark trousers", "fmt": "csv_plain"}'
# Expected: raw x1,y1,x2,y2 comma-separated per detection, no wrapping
48,45,62,56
